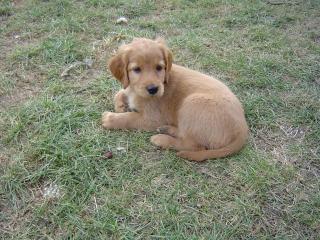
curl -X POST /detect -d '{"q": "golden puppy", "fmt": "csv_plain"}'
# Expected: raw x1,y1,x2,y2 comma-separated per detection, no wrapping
102,38,248,161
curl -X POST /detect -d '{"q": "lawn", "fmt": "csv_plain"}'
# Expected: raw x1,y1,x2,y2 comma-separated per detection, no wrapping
1,0,319,239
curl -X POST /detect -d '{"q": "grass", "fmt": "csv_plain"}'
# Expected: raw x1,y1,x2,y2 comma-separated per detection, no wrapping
1,0,319,239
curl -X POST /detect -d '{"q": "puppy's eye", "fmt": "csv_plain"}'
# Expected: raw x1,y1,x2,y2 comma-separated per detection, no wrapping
156,65,163,71
133,67,141,73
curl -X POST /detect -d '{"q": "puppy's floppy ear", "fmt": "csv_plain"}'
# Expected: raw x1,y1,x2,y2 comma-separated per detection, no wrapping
108,46,130,88
156,38,173,84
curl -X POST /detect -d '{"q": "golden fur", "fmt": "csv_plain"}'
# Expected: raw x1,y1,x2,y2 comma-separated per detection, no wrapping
102,38,248,161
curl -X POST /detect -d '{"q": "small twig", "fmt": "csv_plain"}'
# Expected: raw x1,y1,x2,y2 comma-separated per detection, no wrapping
197,167,219,179
61,58,93,77
184,205,212,218
73,85,94,94
93,196,98,212
258,134,274,146
61,61,84,77
266,0,301,5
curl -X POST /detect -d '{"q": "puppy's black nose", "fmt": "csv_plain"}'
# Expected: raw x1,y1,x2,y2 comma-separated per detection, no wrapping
146,84,158,95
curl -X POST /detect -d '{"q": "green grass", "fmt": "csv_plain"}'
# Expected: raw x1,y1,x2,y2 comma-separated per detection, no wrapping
1,0,319,239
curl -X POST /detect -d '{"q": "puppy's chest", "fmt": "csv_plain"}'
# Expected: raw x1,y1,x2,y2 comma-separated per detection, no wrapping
127,94,167,122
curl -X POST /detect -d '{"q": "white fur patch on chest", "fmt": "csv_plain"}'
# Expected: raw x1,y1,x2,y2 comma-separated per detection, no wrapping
127,94,136,111
124,87,138,112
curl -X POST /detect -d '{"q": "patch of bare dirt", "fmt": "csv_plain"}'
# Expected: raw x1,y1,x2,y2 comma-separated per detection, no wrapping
0,27,44,110
0,86,40,109
0,180,64,237
0,0,51,110
0,71,43,110
253,123,309,165
285,16,320,47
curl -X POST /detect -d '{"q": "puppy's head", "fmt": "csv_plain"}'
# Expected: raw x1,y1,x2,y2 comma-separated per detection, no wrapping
108,38,172,98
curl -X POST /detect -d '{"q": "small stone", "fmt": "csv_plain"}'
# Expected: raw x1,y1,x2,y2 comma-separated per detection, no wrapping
116,147,126,152
116,17,128,24
103,151,113,159
83,58,93,68
43,183,60,199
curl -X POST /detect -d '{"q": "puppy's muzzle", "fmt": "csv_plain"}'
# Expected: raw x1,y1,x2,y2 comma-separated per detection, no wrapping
146,84,159,95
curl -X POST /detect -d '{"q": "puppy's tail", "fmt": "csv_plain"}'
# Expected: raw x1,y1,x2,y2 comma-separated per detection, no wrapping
177,134,247,162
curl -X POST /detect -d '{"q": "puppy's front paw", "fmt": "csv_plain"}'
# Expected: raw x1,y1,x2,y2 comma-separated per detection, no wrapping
102,112,116,129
